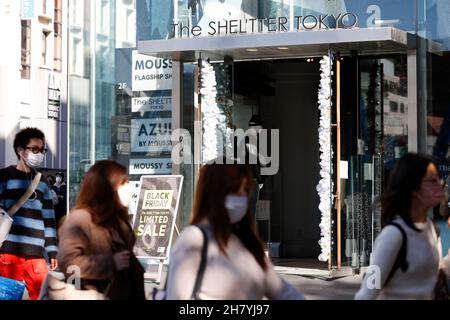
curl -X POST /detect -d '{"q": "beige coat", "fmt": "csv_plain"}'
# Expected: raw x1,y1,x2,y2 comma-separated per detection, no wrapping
57,209,145,300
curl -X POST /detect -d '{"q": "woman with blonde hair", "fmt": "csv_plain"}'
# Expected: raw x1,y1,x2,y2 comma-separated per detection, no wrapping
165,161,304,300
57,160,145,300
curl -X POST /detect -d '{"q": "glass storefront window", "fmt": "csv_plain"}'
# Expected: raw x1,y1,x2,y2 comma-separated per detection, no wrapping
424,1,450,253
67,0,450,266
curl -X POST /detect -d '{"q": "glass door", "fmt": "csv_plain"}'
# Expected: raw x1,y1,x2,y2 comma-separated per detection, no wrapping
338,54,408,270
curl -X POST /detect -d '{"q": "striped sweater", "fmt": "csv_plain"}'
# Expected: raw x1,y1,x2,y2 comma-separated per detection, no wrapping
0,166,58,259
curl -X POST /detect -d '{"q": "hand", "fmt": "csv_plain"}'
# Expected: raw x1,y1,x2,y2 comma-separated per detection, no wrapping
113,251,131,271
448,217,450,228
49,258,58,271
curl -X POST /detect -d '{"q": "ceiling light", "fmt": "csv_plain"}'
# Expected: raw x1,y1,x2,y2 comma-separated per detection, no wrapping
246,48,258,52
277,47,289,50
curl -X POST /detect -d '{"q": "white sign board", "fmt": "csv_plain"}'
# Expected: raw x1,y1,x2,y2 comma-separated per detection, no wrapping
129,158,172,175
129,180,141,225
132,51,173,92
132,96,172,113
340,161,348,180
131,118,172,153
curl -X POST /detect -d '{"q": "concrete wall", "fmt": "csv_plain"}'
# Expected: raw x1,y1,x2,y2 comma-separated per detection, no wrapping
0,0,67,170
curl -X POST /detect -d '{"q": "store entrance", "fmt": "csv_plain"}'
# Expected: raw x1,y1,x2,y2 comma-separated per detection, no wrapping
233,59,322,259
226,53,408,269
139,26,413,271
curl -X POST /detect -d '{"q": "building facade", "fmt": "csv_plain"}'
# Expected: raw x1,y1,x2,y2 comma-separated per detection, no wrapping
67,0,450,272
0,0,68,173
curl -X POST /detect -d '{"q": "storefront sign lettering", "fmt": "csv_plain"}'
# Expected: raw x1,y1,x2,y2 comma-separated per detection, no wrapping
138,122,171,137
132,51,173,92
133,175,184,259
135,59,172,71
132,96,172,113
172,13,358,38
48,73,61,120
129,158,172,175
131,118,172,153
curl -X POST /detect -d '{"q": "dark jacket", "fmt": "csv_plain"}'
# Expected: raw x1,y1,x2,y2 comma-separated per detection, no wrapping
52,183,67,227
57,209,145,300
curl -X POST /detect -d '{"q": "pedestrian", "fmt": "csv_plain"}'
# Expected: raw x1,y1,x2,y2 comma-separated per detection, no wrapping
46,175,59,207
56,160,145,300
0,127,58,300
52,171,67,227
46,174,55,187
355,153,446,300
165,161,304,300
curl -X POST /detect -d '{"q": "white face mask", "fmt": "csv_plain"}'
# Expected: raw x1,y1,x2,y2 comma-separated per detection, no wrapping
117,183,131,208
22,151,44,168
55,177,62,184
224,194,248,224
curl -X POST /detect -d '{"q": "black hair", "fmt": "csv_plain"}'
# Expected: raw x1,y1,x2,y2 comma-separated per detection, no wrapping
13,127,45,160
381,153,439,230
56,171,64,180
47,175,56,185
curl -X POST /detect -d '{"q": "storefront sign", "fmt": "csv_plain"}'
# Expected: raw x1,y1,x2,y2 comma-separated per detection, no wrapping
132,51,173,92
132,96,172,113
133,175,184,259
48,73,61,120
172,13,358,38
21,0,35,20
129,158,172,175
129,180,141,225
131,118,172,153
48,98,60,120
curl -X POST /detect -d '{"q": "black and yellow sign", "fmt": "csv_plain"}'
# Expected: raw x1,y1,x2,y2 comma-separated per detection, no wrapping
133,175,183,259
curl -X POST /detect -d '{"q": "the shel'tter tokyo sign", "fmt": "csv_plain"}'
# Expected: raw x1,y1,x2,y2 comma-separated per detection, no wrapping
172,13,358,38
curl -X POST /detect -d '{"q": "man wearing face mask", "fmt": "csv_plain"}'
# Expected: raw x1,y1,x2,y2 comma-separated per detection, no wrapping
0,128,58,300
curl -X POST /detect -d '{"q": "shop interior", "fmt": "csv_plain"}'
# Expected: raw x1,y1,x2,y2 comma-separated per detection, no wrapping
233,59,322,259
229,54,408,267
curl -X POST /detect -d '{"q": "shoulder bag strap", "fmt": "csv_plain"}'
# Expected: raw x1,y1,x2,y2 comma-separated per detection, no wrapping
6,172,42,217
191,225,209,300
384,222,408,286
432,220,441,239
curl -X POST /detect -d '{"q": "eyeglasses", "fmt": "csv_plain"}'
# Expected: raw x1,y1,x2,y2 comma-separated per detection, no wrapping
422,178,445,187
25,146,48,154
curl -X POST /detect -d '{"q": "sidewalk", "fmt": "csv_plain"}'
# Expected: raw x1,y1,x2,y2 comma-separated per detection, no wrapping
144,259,363,300
277,273,362,300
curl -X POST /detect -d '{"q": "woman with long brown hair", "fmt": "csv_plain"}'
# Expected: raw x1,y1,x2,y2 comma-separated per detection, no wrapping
57,160,145,300
165,162,304,299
